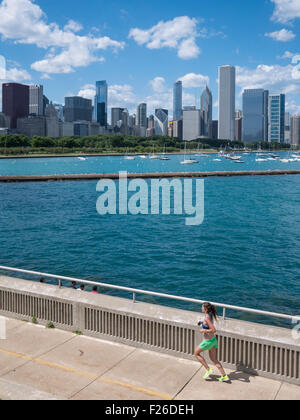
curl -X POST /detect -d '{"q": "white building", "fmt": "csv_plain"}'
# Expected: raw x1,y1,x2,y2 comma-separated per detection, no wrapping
183,109,201,141
218,65,235,140
29,85,44,116
154,109,168,136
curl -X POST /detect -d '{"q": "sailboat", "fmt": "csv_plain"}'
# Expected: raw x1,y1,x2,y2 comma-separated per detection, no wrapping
180,143,199,165
160,145,170,160
124,148,135,160
149,145,160,159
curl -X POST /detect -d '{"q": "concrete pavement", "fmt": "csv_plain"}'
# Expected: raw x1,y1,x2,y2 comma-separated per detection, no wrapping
0,317,299,401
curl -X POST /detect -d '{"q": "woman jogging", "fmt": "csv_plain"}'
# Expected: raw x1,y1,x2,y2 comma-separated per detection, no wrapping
194,302,229,382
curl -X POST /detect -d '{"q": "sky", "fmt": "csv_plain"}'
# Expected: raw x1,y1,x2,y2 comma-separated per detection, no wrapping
0,0,300,120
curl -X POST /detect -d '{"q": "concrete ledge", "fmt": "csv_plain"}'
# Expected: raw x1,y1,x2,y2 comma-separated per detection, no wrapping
0,170,300,183
0,275,299,385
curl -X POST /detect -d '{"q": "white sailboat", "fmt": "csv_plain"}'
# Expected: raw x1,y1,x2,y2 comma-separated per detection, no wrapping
124,148,135,160
180,143,199,165
149,145,160,159
160,145,170,160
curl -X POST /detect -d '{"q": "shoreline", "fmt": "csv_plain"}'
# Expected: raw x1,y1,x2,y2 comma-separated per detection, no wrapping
0,150,295,159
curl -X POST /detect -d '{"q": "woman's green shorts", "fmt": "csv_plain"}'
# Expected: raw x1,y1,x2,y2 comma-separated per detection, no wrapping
200,336,218,351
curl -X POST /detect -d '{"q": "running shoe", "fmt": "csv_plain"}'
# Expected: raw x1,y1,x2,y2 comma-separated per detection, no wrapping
203,368,213,379
217,375,230,382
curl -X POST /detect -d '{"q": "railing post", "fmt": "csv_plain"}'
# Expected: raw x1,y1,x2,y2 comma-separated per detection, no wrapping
133,293,136,303
58,279,62,289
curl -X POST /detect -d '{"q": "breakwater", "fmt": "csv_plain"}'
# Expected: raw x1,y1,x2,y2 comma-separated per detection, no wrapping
1,169,300,183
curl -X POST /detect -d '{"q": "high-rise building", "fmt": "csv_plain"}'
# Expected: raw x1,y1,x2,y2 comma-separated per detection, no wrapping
264,90,269,142
173,81,183,121
29,85,43,116
154,109,168,136
137,103,147,128
111,108,124,128
173,119,183,140
94,81,108,127
45,104,60,137
242,89,268,143
200,85,212,137
211,120,218,140
284,112,291,143
17,116,46,137
183,109,201,141
64,96,93,123
268,94,285,143
218,65,235,140
2,83,29,128
290,115,300,146
235,110,243,141
53,103,63,121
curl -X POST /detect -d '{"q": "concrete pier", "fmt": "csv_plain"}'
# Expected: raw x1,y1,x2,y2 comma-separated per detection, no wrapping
0,169,300,183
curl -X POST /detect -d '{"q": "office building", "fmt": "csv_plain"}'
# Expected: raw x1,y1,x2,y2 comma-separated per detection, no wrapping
53,103,64,121
212,120,218,140
137,103,147,128
218,65,235,140
290,115,300,146
64,96,93,123
173,81,183,121
154,109,168,136
242,89,268,143
284,112,291,143
183,109,201,141
0,112,10,129
235,110,242,141
173,119,183,140
29,85,43,116
94,81,108,127
200,86,212,137
45,104,59,137
268,94,285,143
111,108,124,128
17,115,46,137
2,83,29,128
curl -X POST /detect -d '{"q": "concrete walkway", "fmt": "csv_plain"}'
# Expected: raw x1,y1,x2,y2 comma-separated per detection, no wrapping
0,317,299,401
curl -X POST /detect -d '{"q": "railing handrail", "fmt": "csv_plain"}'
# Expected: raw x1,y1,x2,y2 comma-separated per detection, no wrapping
0,265,299,323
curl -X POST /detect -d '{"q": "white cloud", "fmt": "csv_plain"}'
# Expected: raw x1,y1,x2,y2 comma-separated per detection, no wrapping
271,0,300,24
0,0,125,75
236,63,300,95
64,20,83,33
178,73,209,88
129,16,201,60
0,64,32,111
286,99,300,114
149,77,166,93
265,28,296,42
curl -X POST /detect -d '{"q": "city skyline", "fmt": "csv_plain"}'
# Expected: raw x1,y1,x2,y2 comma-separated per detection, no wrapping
0,0,300,119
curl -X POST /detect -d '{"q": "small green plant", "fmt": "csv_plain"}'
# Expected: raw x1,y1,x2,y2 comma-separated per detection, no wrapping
45,322,55,329
32,316,37,324
73,331,83,335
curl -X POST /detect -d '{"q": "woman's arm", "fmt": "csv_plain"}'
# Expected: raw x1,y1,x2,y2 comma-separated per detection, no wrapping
202,316,216,334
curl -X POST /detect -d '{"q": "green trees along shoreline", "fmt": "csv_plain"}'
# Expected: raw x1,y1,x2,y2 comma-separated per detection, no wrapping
0,133,294,156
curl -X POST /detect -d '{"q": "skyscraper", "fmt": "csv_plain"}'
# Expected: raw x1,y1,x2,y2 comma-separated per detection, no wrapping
154,109,168,136
64,97,93,122
242,89,268,143
29,85,43,116
173,81,182,121
94,81,108,127
218,65,235,140
2,83,29,128
290,115,300,146
200,85,212,137
111,108,124,128
183,109,201,141
268,94,285,143
137,103,147,128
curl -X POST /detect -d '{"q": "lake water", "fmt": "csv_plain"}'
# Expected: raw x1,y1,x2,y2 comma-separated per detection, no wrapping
0,156,299,327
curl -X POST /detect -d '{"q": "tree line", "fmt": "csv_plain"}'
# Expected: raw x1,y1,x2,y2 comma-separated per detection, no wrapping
0,133,293,153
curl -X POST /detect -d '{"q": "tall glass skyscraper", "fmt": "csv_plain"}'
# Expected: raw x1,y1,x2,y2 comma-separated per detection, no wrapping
242,89,269,143
173,81,182,121
94,81,108,127
137,103,147,128
218,65,235,140
200,85,212,137
154,109,168,135
268,94,285,143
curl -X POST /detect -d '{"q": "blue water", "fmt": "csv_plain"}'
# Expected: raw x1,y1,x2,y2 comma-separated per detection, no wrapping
0,152,300,176
0,168,299,327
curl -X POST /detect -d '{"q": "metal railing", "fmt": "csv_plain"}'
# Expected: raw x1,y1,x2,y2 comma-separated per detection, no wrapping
0,265,299,323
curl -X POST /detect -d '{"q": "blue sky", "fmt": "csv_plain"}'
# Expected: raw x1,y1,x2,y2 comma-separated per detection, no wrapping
0,0,300,119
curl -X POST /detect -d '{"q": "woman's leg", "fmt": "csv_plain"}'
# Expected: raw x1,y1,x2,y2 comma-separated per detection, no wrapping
209,348,226,376
194,346,210,371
